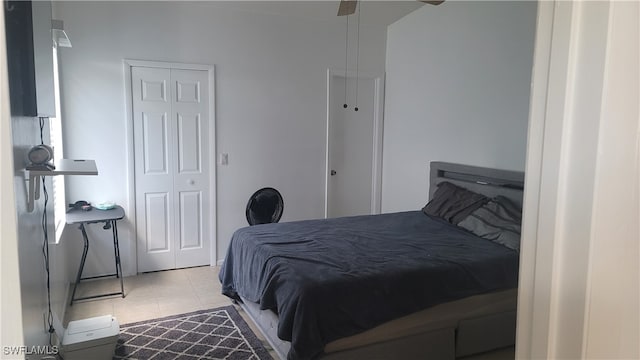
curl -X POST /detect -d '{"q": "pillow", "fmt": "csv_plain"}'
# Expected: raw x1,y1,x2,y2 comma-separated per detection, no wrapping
458,199,522,251
422,182,488,224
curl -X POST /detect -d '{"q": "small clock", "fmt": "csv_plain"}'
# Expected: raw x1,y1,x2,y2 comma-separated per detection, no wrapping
28,144,54,166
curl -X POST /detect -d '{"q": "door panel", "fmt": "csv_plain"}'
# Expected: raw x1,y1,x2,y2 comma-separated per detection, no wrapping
171,69,210,269
328,75,376,218
179,191,202,250
144,192,170,252
177,113,201,173
133,66,210,272
142,112,169,174
176,80,200,103
141,79,168,102
133,67,175,272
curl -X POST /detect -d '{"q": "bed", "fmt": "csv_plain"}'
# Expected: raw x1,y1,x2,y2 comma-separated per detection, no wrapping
219,162,524,360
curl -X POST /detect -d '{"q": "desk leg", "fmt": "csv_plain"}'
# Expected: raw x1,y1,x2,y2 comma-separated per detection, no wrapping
70,223,90,306
112,220,125,298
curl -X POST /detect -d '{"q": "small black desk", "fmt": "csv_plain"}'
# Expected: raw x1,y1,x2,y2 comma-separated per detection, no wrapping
67,205,126,305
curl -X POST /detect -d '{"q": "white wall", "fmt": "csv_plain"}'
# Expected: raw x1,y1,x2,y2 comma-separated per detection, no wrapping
54,1,388,274
0,7,25,352
6,118,70,349
1,2,70,351
381,1,537,212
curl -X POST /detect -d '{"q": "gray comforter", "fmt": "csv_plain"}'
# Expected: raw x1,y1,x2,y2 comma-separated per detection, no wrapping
219,211,518,359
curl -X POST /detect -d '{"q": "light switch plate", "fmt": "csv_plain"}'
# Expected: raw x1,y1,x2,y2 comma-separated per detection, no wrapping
219,153,228,165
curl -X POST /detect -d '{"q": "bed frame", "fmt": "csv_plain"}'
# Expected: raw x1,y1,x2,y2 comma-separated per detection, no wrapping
238,161,525,359
429,161,524,207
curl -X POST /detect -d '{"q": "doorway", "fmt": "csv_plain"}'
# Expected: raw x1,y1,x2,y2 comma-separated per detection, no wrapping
125,60,216,273
325,70,384,218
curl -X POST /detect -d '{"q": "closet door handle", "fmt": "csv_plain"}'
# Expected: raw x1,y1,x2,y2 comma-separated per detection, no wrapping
187,179,195,185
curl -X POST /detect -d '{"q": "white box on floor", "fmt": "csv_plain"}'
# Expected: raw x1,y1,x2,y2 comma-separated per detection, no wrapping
62,315,120,360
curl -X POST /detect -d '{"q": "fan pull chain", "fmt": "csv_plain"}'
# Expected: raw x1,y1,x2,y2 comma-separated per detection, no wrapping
343,14,349,109
354,2,361,112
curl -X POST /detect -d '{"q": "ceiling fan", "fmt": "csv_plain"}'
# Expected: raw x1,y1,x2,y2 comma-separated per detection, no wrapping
337,0,444,16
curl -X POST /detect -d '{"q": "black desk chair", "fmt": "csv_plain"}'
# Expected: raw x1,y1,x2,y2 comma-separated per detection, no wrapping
246,187,283,225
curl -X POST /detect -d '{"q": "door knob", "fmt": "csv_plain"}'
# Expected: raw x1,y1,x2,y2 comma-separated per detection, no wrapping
330,170,337,176
188,179,195,185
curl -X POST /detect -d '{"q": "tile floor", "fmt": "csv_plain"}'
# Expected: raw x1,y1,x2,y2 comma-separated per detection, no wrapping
64,266,513,359
65,266,230,326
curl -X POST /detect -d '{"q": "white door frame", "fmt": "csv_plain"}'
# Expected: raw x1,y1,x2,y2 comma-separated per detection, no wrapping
123,59,216,273
325,68,384,218
516,1,639,358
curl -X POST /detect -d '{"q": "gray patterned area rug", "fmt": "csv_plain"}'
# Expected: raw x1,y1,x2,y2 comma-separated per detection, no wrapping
113,306,273,360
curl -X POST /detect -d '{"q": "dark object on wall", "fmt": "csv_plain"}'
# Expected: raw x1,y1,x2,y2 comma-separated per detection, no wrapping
4,0,55,117
4,1,37,116
69,200,92,211
246,188,283,225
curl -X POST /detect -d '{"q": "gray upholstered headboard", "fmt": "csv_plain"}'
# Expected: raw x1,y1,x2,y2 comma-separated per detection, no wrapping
429,162,525,207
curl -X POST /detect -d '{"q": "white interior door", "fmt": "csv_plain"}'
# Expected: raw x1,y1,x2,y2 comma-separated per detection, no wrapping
132,66,210,272
171,69,210,269
327,73,380,218
133,67,174,272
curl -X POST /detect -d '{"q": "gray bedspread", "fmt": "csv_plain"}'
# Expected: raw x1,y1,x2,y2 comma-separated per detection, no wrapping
219,211,518,360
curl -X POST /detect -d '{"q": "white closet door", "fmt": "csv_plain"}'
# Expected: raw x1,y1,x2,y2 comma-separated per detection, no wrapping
170,69,210,269
133,67,176,272
132,66,210,272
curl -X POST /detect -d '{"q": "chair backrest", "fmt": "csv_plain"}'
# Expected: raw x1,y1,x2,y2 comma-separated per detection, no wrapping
246,187,284,225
